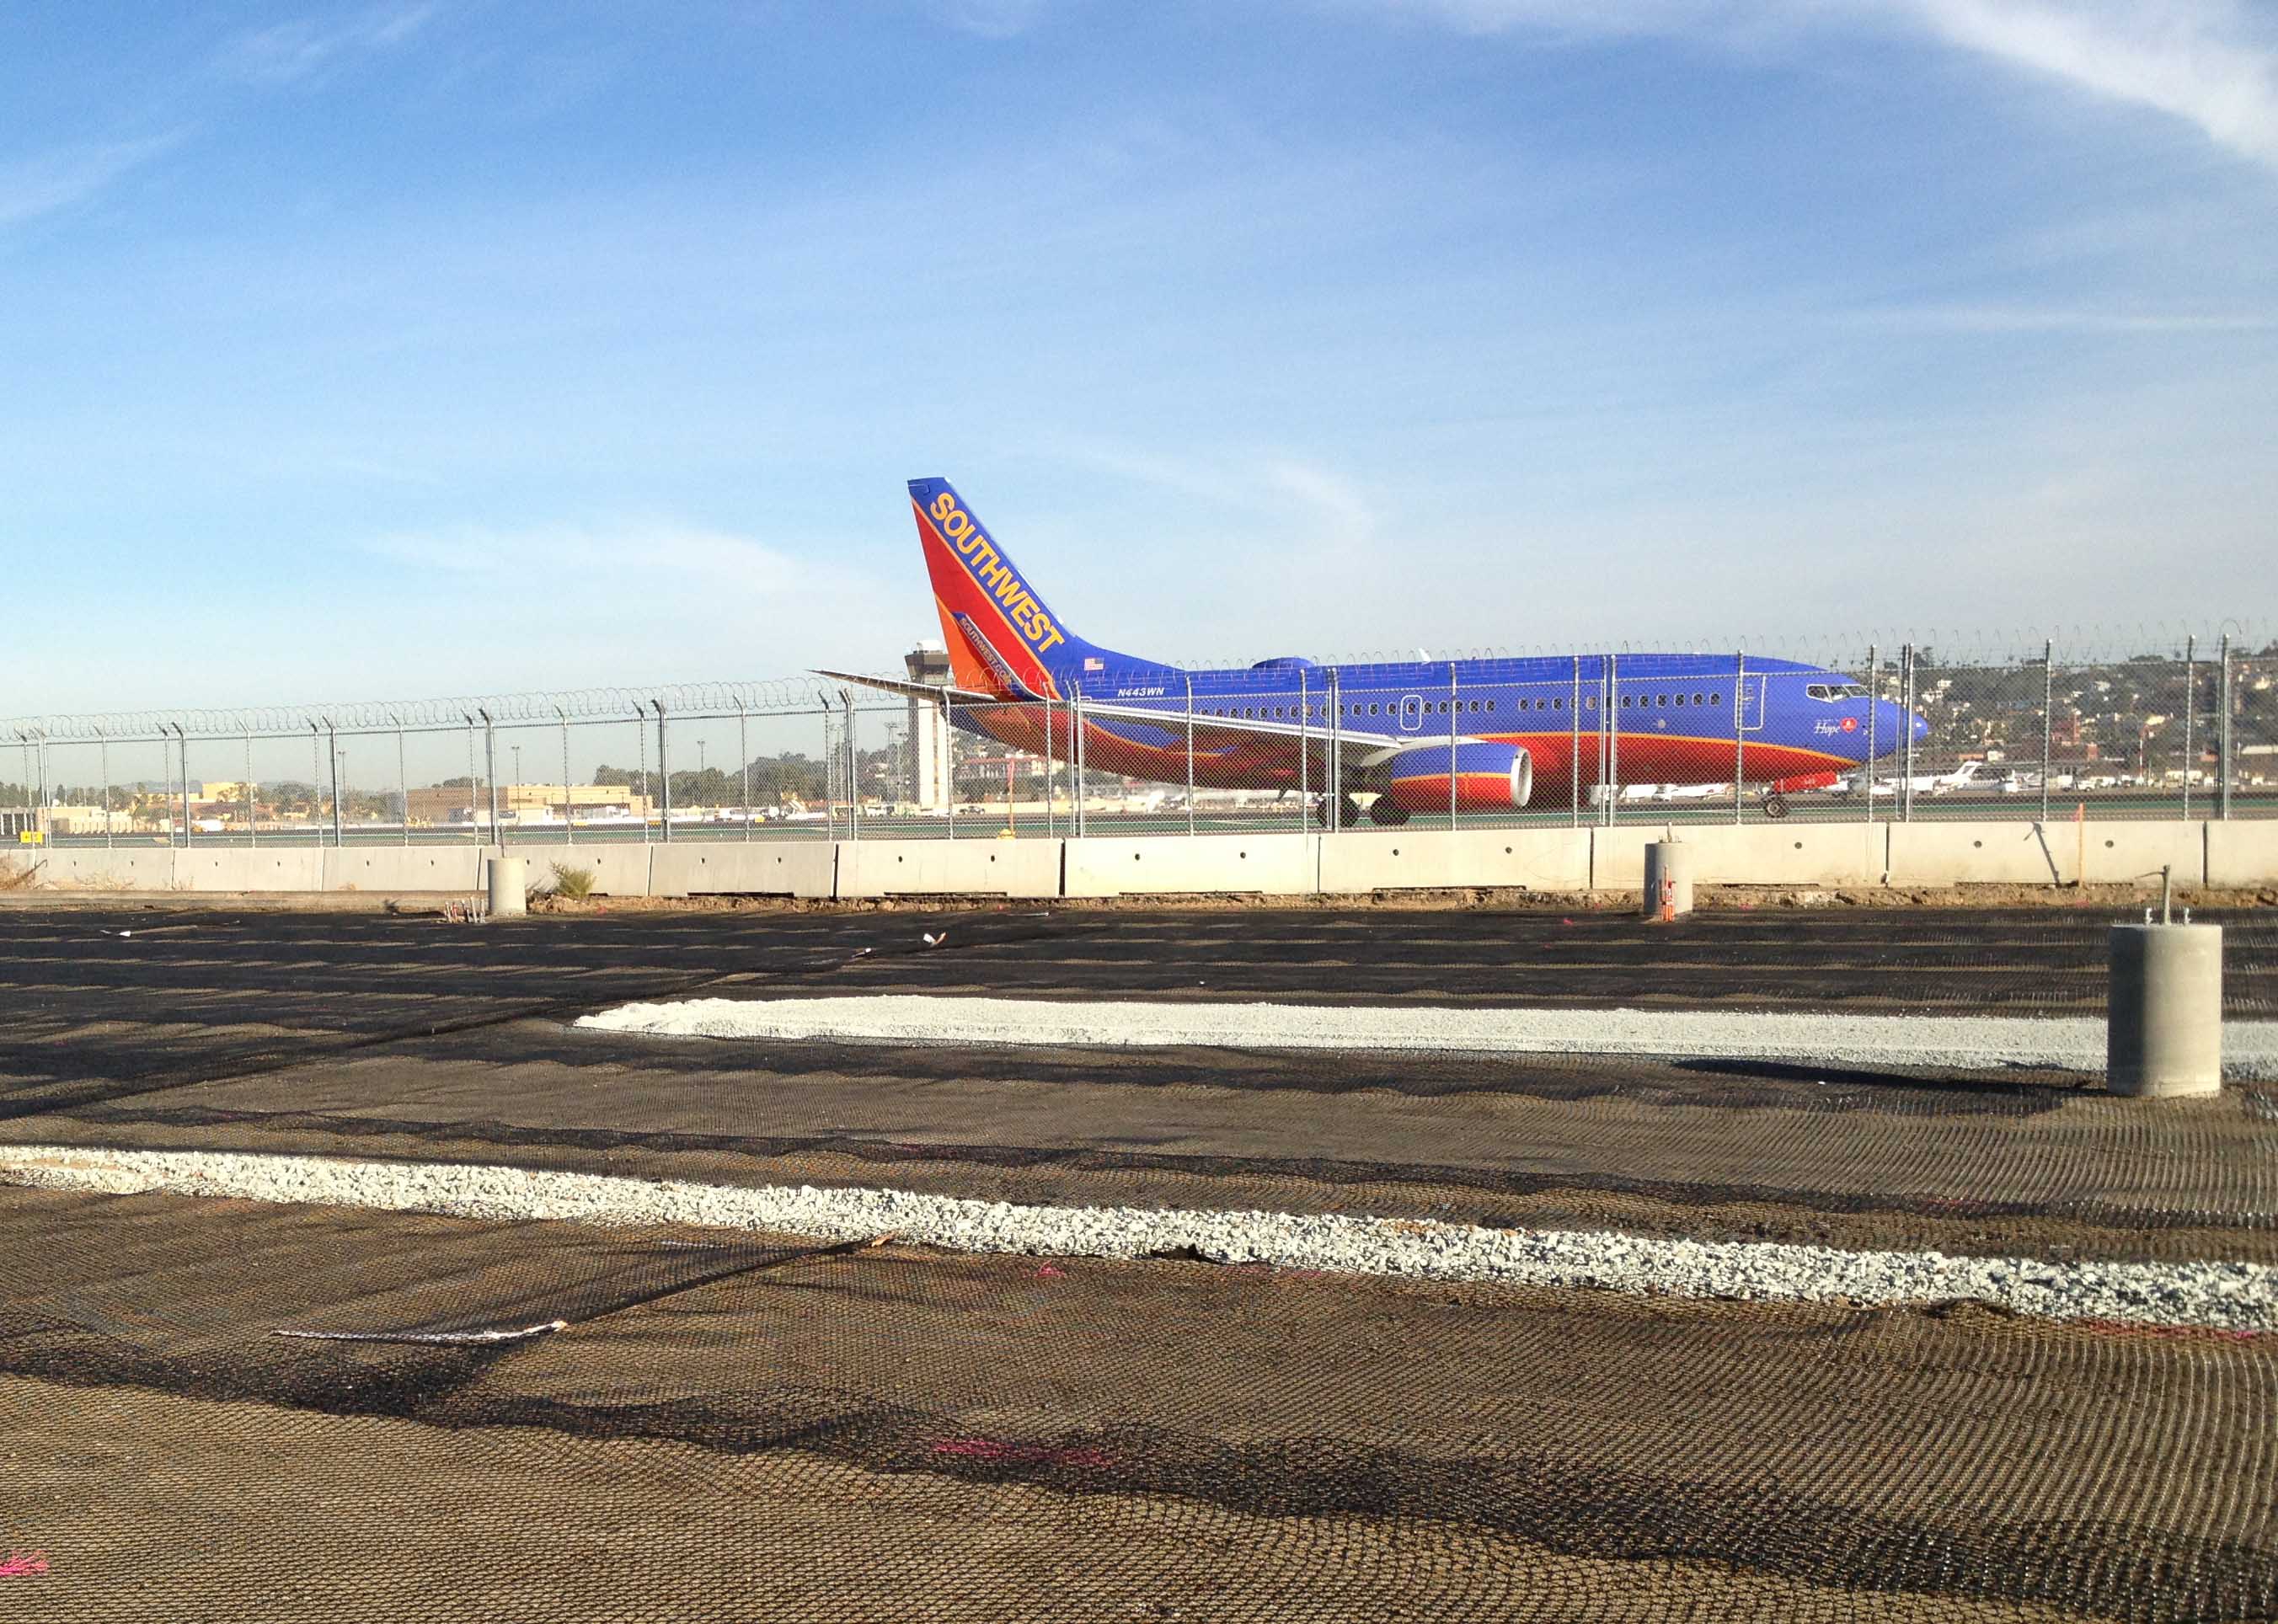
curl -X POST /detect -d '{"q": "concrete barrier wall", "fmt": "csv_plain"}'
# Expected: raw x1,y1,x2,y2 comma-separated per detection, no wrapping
2207,822,2278,889
837,838,1061,899
650,843,835,899
1591,823,1885,889
11,848,180,891
177,849,325,892
1885,821,2077,886
15,821,2278,898
324,848,482,893
1318,829,1591,895
2077,822,2206,888
1064,834,1314,898
499,844,654,897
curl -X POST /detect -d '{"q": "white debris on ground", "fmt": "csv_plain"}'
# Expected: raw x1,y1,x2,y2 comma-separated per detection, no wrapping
574,994,2278,1080
3,1145,2271,1331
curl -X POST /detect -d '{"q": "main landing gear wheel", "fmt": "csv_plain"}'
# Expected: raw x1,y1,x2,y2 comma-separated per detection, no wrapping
1339,794,1362,828
1762,793,1791,820
1367,798,1410,827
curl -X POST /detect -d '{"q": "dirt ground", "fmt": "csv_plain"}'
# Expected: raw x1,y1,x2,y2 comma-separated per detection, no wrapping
3,1187,2271,1623
3,905,2275,1619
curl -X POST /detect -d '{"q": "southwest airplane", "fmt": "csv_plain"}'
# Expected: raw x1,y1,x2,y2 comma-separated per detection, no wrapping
823,478,1928,825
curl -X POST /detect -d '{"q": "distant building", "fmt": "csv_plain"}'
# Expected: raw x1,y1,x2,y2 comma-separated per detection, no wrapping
42,804,138,836
405,783,651,826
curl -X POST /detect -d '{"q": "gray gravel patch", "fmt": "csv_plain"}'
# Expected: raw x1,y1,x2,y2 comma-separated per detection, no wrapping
4,1145,2271,1331
574,994,2278,1080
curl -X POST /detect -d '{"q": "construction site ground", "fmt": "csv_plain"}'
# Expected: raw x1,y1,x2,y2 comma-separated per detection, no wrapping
1,905,2273,1621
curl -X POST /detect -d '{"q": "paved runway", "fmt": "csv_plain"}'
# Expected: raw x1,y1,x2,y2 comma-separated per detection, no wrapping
3,903,2275,1620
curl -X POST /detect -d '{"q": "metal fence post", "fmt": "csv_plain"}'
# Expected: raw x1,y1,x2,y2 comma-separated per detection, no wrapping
655,699,672,842
1596,661,1611,825
1569,656,1581,827
943,695,958,841
175,725,190,848
1605,653,1620,826
35,729,51,848
636,705,652,843
1733,650,1746,825
842,691,858,841
2219,633,2233,820
1328,668,1342,832
2040,639,2054,822
1185,675,1197,837
736,699,749,842
1448,662,1459,830
1296,669,1307,835
100,729,114,849
461,715,476,841
329,721,345,847
1901,644,1916,824
555,706,574,846
2182,635,2196,821
394,717,408,847
479,711,497,847
1862,645,1876,827
1073,684,1086,838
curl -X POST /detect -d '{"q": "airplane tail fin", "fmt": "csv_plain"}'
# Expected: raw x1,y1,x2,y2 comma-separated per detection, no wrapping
906,478,1157,698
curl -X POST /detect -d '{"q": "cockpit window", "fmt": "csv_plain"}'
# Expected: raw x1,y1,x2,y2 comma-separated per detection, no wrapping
1806,682,1872,702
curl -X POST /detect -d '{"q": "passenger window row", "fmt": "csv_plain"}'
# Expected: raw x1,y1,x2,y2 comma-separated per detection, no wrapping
1183,687,1760,719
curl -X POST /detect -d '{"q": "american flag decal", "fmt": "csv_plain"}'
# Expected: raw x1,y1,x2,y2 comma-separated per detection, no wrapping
1084,657,1104,671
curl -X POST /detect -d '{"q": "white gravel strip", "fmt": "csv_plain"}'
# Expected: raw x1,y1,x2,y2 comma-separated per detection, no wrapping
575,994,2278,1080
4,1145,2270,1331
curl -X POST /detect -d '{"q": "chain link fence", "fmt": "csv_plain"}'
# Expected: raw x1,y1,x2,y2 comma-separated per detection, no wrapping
4,633,2273,849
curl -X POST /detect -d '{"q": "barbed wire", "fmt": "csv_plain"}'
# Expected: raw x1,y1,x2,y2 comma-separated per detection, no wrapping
3,619,2265,745
0,678,858,743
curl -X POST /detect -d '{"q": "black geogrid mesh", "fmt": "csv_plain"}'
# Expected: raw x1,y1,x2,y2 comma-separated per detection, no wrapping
2,905,2275,1619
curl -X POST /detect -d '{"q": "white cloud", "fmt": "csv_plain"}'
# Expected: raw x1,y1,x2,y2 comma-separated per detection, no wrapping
1262,458,1377,542
220,4,438,86
1858,302,2278,332
913,0,1060,38
368,521,815,597
1363,0,2278,168
0,134,182,229
1906,0,2278,165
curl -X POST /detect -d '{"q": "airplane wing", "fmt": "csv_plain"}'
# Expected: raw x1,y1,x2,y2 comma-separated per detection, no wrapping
813,669,1002,705
818,674,1434,766
1065,694,1412,762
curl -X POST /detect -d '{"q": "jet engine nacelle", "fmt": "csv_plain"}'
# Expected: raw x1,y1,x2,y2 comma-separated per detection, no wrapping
1382,740,1534,813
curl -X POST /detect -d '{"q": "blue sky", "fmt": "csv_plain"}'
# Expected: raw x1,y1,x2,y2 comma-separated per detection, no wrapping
5,0,2275,717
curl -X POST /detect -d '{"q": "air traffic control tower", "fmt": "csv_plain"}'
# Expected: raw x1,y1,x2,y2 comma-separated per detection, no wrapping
904,640,953,811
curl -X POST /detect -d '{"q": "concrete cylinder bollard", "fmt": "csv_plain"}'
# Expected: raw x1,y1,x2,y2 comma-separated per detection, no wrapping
1642,841,1693,922
2107,923,2222,1098
486,856,527,919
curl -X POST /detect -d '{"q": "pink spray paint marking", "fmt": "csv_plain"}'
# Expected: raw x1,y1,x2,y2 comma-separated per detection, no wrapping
1,1552,49,1578
931,1438,1115,1470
